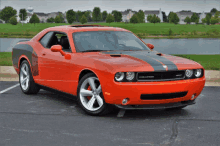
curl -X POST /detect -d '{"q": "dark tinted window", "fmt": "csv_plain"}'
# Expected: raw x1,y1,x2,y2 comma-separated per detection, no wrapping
40,32,53,48
72,31,150,52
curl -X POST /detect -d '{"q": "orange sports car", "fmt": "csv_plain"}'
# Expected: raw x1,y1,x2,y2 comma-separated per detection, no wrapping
12,25,206,115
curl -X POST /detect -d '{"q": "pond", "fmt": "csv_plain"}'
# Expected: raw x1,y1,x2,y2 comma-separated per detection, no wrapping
0,38,219,54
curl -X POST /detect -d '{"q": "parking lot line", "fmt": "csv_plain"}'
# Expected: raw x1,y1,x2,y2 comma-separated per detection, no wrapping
117,109,126,118
0,83,20,94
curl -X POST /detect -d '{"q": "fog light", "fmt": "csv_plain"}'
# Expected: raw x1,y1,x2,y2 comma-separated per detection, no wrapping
191,94,196,100
122,98,129,105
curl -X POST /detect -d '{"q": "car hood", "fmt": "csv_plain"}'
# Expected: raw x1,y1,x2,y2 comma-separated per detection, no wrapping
85,51,203,72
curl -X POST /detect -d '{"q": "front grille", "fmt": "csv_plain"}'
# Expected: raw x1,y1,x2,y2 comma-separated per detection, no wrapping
141,91,188,100
137,70,185,81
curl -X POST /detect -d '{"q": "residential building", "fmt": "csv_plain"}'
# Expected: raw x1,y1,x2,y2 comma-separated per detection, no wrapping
121,9,137,22
176,10,195,24
144,8,163,23
199,11,218,23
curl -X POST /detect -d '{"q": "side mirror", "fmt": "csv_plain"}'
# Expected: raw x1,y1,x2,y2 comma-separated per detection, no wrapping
146,43,154,50
51,45,62,52
51,45,71,60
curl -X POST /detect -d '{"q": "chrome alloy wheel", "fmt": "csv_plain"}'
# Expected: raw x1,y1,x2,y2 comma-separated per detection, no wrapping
79,77,104,111
20,63,30,91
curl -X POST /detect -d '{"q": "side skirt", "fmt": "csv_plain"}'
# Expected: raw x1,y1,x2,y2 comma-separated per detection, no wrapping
38,84,77,100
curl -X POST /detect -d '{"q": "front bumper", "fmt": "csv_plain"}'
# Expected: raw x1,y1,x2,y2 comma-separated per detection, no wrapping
103,76,205,105
115,100,195,109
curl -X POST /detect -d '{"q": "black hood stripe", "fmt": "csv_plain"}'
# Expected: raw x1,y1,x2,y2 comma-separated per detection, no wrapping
134,51,178,71
103,51,178,71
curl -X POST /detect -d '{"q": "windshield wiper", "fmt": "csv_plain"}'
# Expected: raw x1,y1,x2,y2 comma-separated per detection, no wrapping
81,50,112,52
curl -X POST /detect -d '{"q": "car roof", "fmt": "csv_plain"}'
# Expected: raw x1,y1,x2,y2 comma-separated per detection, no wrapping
49,25,129,32
32,25,130,42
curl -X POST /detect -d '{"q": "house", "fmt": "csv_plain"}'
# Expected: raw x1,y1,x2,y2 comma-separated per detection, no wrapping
199,11,218,23
121,9,137,22
17,6,62,23
35,12,49,23
144,8,163,23
0,19,5,23
176,10,195,24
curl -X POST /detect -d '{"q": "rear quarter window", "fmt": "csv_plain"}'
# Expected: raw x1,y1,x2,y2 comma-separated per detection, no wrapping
39,32,53,48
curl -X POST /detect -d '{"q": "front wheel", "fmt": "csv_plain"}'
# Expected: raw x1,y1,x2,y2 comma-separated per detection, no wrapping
77,73,113,116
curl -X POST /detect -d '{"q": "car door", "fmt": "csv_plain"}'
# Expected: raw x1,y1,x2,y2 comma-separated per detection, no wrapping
38,31,74,94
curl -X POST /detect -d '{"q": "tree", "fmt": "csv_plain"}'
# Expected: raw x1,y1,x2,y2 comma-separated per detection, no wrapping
214,11,220,22
169,12,179,24
0,6,17,23
76,10,82,22
195,19,199,25
184,16,191,24
130,14,138,24
210,8,217,13
191,13,199,23
147,15,153,22
66,9,76,24
167,11,173,23
162,11,168,22
102,11,107,21
58,13,64,23
112,10,122,22
202,18,206,24
92,7,101,22
150,14,160,25
9,16,17,25
136,10,145,23
210,17,218,25
205,13,211,25
47,17,54,23
54,15,61,23
85,11,93,22
29,13,40,26
80,14,87,24
19,9,27,21
106,14,114,24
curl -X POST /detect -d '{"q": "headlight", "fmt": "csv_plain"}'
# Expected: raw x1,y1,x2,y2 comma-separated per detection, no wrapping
194,69,202,77
115,72,124,81
126,72,135,81
185,69,193,78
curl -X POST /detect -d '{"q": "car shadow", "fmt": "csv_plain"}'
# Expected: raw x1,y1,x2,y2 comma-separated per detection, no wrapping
31,89,192,119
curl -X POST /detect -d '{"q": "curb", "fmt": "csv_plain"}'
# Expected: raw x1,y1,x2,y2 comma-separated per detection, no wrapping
1,66,220,86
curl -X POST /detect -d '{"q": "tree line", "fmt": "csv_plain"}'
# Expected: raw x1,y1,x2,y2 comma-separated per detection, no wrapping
0,6,219,25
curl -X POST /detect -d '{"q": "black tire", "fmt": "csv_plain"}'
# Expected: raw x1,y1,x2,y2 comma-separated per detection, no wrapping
19,60,40,94
77,73,113,116
166,105,187,110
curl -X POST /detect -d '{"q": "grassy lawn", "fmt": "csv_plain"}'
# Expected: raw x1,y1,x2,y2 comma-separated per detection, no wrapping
0,23,220,39
0,52,12,66
0,52,219,70
173,54,220,70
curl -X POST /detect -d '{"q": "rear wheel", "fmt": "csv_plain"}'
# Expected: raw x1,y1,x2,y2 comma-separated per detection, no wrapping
19,60,40,94
77,73,112,116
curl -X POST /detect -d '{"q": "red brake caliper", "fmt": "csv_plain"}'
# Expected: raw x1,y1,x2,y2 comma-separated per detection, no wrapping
87,86,92,100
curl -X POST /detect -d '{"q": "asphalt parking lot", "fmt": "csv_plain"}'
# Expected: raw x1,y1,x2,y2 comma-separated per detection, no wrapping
0,81,220,146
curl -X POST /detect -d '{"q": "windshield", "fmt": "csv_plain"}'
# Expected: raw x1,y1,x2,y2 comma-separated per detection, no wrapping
72,31,150,52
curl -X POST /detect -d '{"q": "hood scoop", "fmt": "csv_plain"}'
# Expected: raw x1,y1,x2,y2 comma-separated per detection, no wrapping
110,54,121,57
156,53,162,56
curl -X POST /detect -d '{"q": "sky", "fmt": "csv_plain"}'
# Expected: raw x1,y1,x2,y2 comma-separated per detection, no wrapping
0,0,220,15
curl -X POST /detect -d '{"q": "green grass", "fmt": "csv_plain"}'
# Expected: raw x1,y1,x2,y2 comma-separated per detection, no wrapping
0,52,219,70
0,23,220,39
0,52,12,66
173,54,220,70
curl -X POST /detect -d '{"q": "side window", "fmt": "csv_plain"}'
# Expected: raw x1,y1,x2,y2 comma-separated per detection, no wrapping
39,32,53,48
55,32,71,52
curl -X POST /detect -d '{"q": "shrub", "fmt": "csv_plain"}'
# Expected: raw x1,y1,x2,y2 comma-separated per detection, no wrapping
168,28,173,36
9,16,17,25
